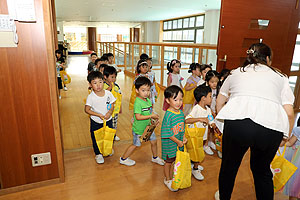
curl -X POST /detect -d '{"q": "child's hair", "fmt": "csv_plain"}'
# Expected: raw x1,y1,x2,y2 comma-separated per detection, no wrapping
87,71,104,83
188,63,201,73
103,66,117,77
167,59,181,74
91,52,97,57
194,84,212,102
164,85,184,99
242,43,284,76
106,53,114,58
99,64,109,71
55,49,65,62
95,58,101,66
140,53,149,60
100,54,109,62
136,59,148,74
200,63,212,72
205,70,220,83
135,76,151,89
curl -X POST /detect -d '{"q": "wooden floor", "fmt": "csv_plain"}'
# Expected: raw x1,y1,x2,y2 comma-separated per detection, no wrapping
0,56,288,200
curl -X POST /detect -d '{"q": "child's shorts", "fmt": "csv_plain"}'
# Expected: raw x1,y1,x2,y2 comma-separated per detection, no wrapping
165,155,176,163
132,130,156,147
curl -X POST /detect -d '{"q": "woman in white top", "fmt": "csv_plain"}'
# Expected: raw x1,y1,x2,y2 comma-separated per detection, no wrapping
215,43,295,200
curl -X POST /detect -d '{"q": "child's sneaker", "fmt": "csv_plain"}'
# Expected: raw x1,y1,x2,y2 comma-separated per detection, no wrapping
217,151,222,159
95,154,104,164
120,157,136,166
191,163,204,171
114,135,120,141
192,169,204,180
163,178,178,192
208,141,216,150
151,157,165,166
204,145,214,155
215,190,220,200
64,86,68,91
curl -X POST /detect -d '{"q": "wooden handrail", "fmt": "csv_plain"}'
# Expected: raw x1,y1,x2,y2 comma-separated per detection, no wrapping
96,41,217,49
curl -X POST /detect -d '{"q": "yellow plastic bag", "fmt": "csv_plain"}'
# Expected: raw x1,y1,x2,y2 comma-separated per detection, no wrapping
129,84,136,110
215,132,222,152
94,120,116,156
270,145,298,192
183,82,196,104
185,124,206,162
171,146,192,190
154,82,160,102
60,70,71,84
111,83,122,116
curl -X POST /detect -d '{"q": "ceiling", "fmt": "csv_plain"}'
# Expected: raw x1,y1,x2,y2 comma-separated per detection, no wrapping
55,0,221,22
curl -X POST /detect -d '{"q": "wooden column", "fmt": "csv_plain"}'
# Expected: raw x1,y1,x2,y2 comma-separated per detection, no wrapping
161,46,165,85
87,27,97,52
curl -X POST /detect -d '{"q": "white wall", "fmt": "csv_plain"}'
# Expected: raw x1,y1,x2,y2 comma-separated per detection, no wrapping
144,21,160,43
203,9,220,67
57,21,64,42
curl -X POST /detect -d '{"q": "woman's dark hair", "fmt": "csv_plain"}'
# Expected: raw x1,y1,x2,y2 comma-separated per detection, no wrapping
188,63,201,73
194,84,212,102
87,71,104,83
164,85,184,99
200,64,212,72
135,76,151,89
167,59,181,74
136,59,148,74
241,43,284,76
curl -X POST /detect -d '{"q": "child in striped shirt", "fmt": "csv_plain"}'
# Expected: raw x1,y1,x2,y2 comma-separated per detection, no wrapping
161,85,187,192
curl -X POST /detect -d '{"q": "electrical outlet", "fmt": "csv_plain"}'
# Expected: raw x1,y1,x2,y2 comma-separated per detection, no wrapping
31,152,51,167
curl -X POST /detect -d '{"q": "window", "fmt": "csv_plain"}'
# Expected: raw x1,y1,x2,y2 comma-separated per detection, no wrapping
162,14,205,43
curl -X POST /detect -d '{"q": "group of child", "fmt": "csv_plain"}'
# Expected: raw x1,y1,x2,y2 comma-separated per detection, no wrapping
84,52,300,197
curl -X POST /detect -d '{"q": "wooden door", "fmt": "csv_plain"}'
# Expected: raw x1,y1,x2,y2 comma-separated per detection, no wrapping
217,0,300,75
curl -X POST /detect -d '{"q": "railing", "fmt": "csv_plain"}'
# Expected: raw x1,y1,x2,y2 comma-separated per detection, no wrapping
96,41,217,87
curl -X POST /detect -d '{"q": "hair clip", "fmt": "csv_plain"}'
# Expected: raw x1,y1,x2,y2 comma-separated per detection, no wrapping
139,61,148,66
246,49,255,55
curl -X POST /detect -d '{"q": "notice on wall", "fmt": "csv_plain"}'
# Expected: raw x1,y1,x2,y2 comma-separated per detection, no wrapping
0,14,18,47
7,0,36,22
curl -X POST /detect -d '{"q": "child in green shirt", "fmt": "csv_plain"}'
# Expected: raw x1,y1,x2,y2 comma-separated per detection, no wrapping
161,85,187,192
120,77,165,166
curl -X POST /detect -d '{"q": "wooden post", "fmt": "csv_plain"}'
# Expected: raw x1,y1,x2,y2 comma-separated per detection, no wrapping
139,45,142,58
206,49,209,64
132,44,134,73
117,43,119,58
144,45,146,54
198,48,202,64
149,45,152,58
158,46,161,65
192,48,195,63
177,47,181,61
124,43,127,71
161,46,164,85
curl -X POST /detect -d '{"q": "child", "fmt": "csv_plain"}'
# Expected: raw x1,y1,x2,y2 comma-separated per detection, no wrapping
55,50,65,98
146,58,158,105
99,64,109,74
197,64,212,86
94,58,101,71
163,59,183,111
85,71,116,164
185,85,220,180
100,54,109,65
88,53,98,74
107,52,121,72
282,117,300,200
202,70,220,155
129,60,149,110
183,63,201,116
103,66,121,141
120,77,164,166
161,85,187,192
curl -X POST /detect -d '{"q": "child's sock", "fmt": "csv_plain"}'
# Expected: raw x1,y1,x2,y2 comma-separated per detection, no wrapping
193,166,198,170
121,157,126,161
153,156,158,159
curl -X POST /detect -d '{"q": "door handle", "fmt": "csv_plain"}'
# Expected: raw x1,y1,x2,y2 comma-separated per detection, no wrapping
219,55,227,62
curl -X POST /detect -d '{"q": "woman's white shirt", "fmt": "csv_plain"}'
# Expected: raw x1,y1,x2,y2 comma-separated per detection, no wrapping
216,64,294,137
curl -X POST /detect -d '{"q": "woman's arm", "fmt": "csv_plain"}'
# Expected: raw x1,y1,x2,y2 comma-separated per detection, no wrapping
283,104,294,137
216,94,228,114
